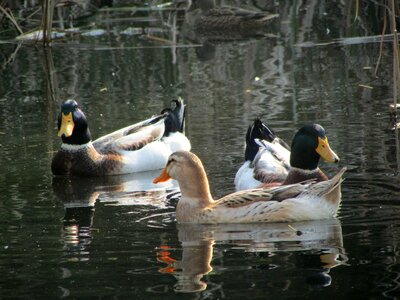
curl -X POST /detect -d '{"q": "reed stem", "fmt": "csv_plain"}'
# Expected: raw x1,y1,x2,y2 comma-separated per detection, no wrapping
391,0,400,110
41,0,55,45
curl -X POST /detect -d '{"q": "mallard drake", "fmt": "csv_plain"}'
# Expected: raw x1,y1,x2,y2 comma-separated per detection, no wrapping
185,0,279,33
153,151,346,224
235,119,340,191
51,98,191,176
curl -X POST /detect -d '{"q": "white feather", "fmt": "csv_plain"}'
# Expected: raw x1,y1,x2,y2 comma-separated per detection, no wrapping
235,138,291,191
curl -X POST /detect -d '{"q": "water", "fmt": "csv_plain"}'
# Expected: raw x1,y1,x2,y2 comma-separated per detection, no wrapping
1,1,400,298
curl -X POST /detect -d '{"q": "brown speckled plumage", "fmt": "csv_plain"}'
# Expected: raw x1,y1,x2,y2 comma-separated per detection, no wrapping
51,145,123,176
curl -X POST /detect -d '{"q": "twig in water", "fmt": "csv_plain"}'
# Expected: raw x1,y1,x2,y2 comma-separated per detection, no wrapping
135,212,175,223
374,6,387,77
287,224,302,236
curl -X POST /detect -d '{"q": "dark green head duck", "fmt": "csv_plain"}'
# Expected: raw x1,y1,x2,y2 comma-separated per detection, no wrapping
290,124,339,171
57,99,92,145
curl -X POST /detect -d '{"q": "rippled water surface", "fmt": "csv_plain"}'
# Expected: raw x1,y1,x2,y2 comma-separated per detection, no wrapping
1,1,400,299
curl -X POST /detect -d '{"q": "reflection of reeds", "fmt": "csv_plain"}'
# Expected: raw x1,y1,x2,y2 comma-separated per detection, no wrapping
40,0,55,45
387,0,400,173
390,0,400,111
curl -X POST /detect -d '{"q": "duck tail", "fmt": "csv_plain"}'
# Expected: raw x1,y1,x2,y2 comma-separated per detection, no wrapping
306,167,347,200
244,118,275,162
327,167,347,191
161,97,186,136
321,167,347,207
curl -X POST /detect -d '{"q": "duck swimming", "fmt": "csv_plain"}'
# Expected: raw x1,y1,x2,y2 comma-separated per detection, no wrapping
185,0,279,33
51,98,191,176
235,119,340,191
153,151,346,224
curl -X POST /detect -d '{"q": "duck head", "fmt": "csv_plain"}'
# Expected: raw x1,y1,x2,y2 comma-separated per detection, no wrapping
153,151,204,183
57,99,92,145
290,124,339,170
153,151,212,201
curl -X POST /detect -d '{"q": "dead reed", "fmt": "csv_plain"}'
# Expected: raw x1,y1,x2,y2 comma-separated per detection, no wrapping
40,0,55,45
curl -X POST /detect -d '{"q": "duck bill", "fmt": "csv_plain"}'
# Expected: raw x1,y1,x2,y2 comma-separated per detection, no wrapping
58,112,74,137
153,168,171,183
316,137,340,163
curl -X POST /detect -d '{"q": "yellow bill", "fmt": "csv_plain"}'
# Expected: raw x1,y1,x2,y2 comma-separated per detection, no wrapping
58,112,75,137
315,137,340,163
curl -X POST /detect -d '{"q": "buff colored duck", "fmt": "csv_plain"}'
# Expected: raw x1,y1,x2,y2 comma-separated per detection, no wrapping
51,99,191,176
153,151,346,224
235,119,340,191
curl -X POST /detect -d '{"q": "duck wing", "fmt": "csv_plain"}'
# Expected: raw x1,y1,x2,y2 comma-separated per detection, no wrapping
252,138,291,183
93,114,167,153
214,183,307,209
216,168,346,210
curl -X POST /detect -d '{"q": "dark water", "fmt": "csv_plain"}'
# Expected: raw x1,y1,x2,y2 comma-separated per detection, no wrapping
1,1,400,299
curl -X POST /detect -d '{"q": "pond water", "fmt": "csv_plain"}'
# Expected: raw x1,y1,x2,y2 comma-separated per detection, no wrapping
1,0,400,299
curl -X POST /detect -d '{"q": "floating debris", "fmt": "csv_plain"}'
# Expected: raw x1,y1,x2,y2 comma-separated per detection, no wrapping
144,27,168,34
16,30,66,41
81,29,107,37
120,27,143,35
296,33,400,48
359,84,373,89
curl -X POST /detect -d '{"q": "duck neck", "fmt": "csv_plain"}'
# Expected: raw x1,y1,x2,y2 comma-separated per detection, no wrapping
179,178,213,208
177,163,214,208
283,167,328,184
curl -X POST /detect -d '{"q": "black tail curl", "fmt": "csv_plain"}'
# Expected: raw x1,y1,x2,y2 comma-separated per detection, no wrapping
161,98,186,136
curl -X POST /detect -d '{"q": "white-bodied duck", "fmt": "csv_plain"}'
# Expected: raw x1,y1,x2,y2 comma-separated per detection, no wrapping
52,98,191,176
235,119,340,191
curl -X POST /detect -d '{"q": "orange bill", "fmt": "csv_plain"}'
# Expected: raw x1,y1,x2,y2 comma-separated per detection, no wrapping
58,112,74,137
153,168,171,183
315,137,340,163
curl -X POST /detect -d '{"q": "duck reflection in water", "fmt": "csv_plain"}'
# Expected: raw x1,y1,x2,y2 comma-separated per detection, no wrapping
179,0,279,62
156,220,347,293
53,170,178,255
183,0,279,38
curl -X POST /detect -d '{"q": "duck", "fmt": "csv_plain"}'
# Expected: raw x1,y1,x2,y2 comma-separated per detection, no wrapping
153,151,346,224
234,119,340,191
185,0,279,33
51,98,191,176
